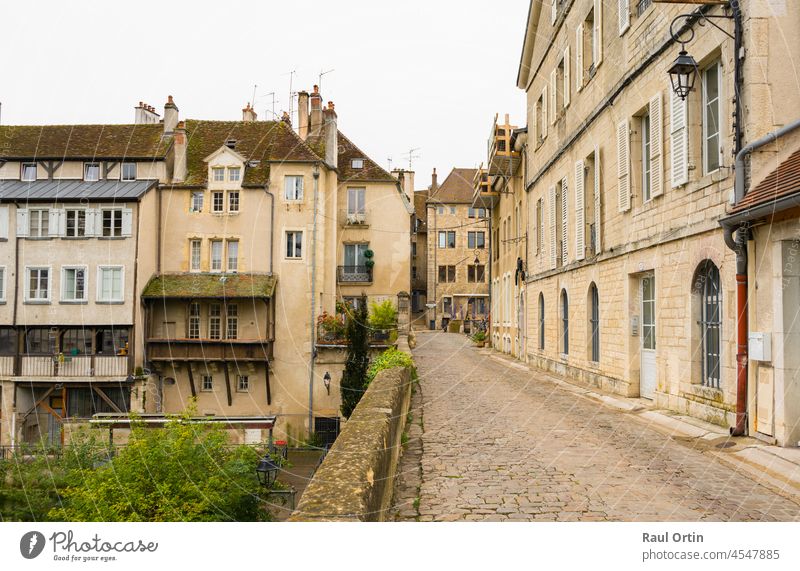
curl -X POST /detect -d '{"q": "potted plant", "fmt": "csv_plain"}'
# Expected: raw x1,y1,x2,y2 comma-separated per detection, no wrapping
363,249,375,272
317,311,345,343
471,331,487,348
369,299,397,343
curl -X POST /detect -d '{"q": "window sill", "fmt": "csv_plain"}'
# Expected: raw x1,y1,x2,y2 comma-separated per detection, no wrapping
62,236,91,240
96,300,125,305
97,236,126,240
686,168,729,194
25,237,54,241
24,300,51,305
60,300,89,305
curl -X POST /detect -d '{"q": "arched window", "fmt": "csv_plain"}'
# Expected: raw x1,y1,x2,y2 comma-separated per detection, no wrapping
561,289,569,355
589,283,599,362
695,261,721,388
538,292,545,350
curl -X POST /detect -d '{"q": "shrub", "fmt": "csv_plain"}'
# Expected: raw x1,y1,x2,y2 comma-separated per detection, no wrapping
369,299,398,331
471,331,487,343
340,295,370,418
366,347,415,385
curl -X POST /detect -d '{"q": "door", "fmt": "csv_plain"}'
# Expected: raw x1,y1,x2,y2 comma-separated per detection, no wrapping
344,244,368,271
517,292,525,357
640,275,657,399
47,395,64,447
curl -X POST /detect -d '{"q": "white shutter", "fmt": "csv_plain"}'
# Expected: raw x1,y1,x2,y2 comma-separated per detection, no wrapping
551,0,557,25
561,178,569,264
542,86,548,138
670,85,689,187
649,91,664,197
594,145,602,254
57,209,66,236
594,0,603,66
563,45,571,108
16,209,29,238
85,208,98,237
550,69,557,124
0,206,8,240
48,209,62,237
618,0,630,35
548,185,557,269
576,24,584,92
121,208,133,237
617,119,631,212
575,160,585,261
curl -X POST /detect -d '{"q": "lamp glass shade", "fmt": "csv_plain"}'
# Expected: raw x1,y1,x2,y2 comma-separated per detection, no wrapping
256,456,278,486
668,50,697,100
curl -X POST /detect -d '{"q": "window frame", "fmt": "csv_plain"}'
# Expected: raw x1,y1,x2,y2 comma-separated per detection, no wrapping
65,208,87,238
101,208,123,238
120,162,137,181
97,265,124,303
29,208,50,238
21,162,37,182
351,158,364,169
0,266,6,303
190,239,202,272
227,240,239,272
226,304,238,340
201,375,214,391
25,266,51,302
212,167,225,182
61,265,88,303
284,175,304,201
641,110,652,202
702,59,722,175
228,191,240,213
211,191,224,214
190,191,204,213
84,162,101,182
285,230,303,259
188,302,201,339
228,166,241,182
208,304,222,340
210,240,223,272
237,375,249,392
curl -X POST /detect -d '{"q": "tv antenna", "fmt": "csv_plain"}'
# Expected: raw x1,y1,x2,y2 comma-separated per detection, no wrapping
262,91,277,119
250,84,258,109
318,69,335,93
284,70,297,120
387,157,393,171
403,147,421,170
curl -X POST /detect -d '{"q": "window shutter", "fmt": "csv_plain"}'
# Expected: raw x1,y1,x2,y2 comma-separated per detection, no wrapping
121,208,133,237
84,209,97,237
48,209,62,237
670,85,689,187
594,145,602,254
550,69,557,124
594,0,603,66
548,184,557,269
0,206,8,240
561,178,569,264
16,208,29,238
563,46,571,107
649,91,664,197
551,0,557,25
576,24,584,92
617,119,631,212
618,0,630,35
542,86,548,138
575,160,585,261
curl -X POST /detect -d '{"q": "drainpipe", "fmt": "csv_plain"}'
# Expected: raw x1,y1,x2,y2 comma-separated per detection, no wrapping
721,117,800,435
263,181,275,275
307,164,321,438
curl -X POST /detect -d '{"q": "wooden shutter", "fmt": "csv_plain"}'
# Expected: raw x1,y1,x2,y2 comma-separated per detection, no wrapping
542,86,548,138
550,69,557,124
594,0,603,66
575,160,585,261
618,0,630,35
548,185,557,269
561,178,569,264
576,24,584,92
649,91,664,197
594,145,602,254
551,0,557,25
48,209,62,237
85,209,98,237
16,208,29,238
121,208,133,237
617,119,631,212
0,206,8,240
670,84,689,187
563,46,571,107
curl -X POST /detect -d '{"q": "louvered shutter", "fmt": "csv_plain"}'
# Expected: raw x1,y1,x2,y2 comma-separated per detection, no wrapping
550,69,557,124
85,208,98,237
576,24,584,92
561,178,568,264
594,0,603,66
48,209,62,237
16,209,29,238
0,206,8,240
617,119,631,212
563,46,571,108
542,86,548,138
618,0,630,35
551,0,557,25
594,145,602,254
649,91,664,197
548,185,557,269
670,85,689,187
575,160,585,261
121,208,133,237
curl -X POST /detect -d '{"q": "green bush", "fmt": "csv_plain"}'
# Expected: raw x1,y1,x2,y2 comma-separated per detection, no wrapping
366,347,415,385
369,299,398,331
471,331,487,343
341,295,370,418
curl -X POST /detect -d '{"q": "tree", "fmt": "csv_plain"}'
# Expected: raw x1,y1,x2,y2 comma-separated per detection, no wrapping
340,295,370,418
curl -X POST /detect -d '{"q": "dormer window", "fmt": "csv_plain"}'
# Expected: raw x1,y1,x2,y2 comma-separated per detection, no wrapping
121,162,137,181
212,167,225,182
228,167,241,182
84,163,100,182
351,158,364,169
225,139,237,149
21,163,37,181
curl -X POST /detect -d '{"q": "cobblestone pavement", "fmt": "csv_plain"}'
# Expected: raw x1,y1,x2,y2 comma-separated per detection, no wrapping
391,332,800,522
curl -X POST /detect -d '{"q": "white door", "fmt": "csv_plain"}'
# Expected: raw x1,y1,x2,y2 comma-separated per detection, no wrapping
640,275,657,399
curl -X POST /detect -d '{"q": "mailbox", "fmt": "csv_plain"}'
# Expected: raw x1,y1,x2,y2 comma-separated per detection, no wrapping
748,332,772,362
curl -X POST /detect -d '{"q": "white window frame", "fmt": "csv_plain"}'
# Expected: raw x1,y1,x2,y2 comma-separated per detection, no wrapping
64,208,87,238
226,304,238,340
285,230,303,259
0,266,6,302
284,175,304,201
201,374,214,391
642,111,652,202
208,304,222,340
236,375,249,392
25,266,51,302
212,167,225,182
29,208,50,238
84,162,100,182
97,265,124,303
21,162,37,182
101,208,123,237
190,191,204,212
120,162,137,181
211,191,224,214
351,158,364,169
228,167,241,182
61,265,88,302
347,187,366,215
227,240,239,272
702,59,722,175
190,239,202,272
210,240,223,272
228,191,240,213
188,302,201,339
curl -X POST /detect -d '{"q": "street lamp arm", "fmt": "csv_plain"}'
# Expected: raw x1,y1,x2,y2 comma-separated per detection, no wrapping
670,10,734,46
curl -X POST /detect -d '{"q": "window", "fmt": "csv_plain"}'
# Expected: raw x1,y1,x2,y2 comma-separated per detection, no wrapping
412,266,417,280
468,207,486,218
411,242,417,258
438,265,456,283
696,261,721,388
286,231,303,259
351,158,364,169
27,267,50,301
189,239,202,271
29,209,49,237
438,231,456,248
84,163,100,181
0,267,5,302
344,243,369,270
589,283,599,362
467,231,485,249
98,266,123,302
535,93,545,142
25,328,54,354
0,327,17,355
467,264,485,283
210,240,223,271
191,191,204,212
237,375,249,391
226,304,238,339
65,209,86,237
703,60,722,174
21,163,37,181
284,176,304,200
67,387,129,418
449,207,456,215
62,267,87,302
61,329,92,355
347,187,366,215
212,168,225,182
209,304,221,339
102,209,123,237
561,289,569,355
121,162,137,181
538,293,545,350
228,167,241,182
536,198,544,255
228,191,240,213
212,192,224,213
201,375,213,391
188,303,200,339
96,328,129,354
227,240,239,272
437,206,444,215
442,297,453,315
642,111,652,201
637,0,652,18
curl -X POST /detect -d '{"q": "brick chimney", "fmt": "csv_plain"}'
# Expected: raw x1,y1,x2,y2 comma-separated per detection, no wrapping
310,85,323,137
431,168,438,190
297,90,309,140
392,169,415,198
134,101,160,124
323,101,338,169
163,95,179,134
242,102,257,122
173,121,187,182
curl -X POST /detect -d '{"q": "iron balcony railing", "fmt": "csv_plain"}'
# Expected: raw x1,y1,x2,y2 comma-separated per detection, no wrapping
337,265,373,284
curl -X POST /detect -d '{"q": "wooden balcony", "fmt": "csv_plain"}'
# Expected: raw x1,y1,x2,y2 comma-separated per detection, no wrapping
13,355,129,378
146,338,273,362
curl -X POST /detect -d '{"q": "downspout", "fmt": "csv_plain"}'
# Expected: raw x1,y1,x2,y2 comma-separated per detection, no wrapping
264,181,275,275
11,202,20,446
308,164,321,438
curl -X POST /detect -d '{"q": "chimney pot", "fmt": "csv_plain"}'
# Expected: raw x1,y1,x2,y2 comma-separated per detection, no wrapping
313,85,319,94
163,96,179,134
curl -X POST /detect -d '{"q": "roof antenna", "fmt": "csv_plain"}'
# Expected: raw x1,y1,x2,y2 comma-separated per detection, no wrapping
284,70,297,123
261,91,277,119
318,69,335,94
250,84,258,111
387,157,393,171
403,147,421,170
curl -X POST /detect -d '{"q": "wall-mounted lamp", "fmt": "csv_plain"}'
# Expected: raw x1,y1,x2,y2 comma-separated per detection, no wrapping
323,371,332,395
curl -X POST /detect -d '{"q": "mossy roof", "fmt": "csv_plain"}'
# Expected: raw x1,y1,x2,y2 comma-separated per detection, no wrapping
142,273,277,299
336,131,396,183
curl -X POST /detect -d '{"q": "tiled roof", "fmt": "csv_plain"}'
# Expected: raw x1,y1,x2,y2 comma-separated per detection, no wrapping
428,168,478,204
732,148,800,213
414,190,428,224
336,131,396,183
0,179,157,202
182,120,320,186
141,273,277,299
0,124,171,160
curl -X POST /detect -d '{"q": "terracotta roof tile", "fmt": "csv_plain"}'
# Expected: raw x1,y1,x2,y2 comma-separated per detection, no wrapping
427,168,478,204
732,148,800,213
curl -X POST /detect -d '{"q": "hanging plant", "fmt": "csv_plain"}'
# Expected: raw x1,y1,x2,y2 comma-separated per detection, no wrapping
364,259,375,268
363,249,374,259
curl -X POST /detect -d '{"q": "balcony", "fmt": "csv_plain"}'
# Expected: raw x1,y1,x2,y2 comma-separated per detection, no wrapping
487,114,522,178
146,339,273,362
337,266,373,284
472,167,499,209
13,355,129,378
339,210,369,228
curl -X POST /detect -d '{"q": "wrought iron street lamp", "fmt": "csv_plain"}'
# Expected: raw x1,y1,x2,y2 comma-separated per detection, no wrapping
323,371,331,395
667,49,698,101
255,454,279,487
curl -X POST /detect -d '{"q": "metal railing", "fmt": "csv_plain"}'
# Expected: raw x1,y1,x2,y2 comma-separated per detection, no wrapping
337,265,373,283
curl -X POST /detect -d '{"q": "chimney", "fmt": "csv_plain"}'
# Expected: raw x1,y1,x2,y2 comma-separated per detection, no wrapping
310,85,323,136
323,101,338,169
242,102,257,122
163,95,179,134
134,101,160,124
297,90,310,140
392,169,415,199
173,121,187,182
431,168,438,190
281,111,292,125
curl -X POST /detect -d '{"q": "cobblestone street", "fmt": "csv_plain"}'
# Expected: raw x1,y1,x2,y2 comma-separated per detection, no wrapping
392,332,800,522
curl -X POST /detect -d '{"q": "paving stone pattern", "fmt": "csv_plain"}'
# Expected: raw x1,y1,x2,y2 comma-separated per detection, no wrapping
392,332,800,522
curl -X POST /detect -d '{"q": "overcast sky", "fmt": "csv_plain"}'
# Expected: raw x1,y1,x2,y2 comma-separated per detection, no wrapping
0,0,527,189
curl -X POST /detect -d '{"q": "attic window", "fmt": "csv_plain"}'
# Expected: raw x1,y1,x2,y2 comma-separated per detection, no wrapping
351,158,364,169
225,139,237,149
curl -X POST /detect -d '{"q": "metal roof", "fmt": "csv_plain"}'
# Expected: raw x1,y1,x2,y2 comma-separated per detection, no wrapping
0,179,158,202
